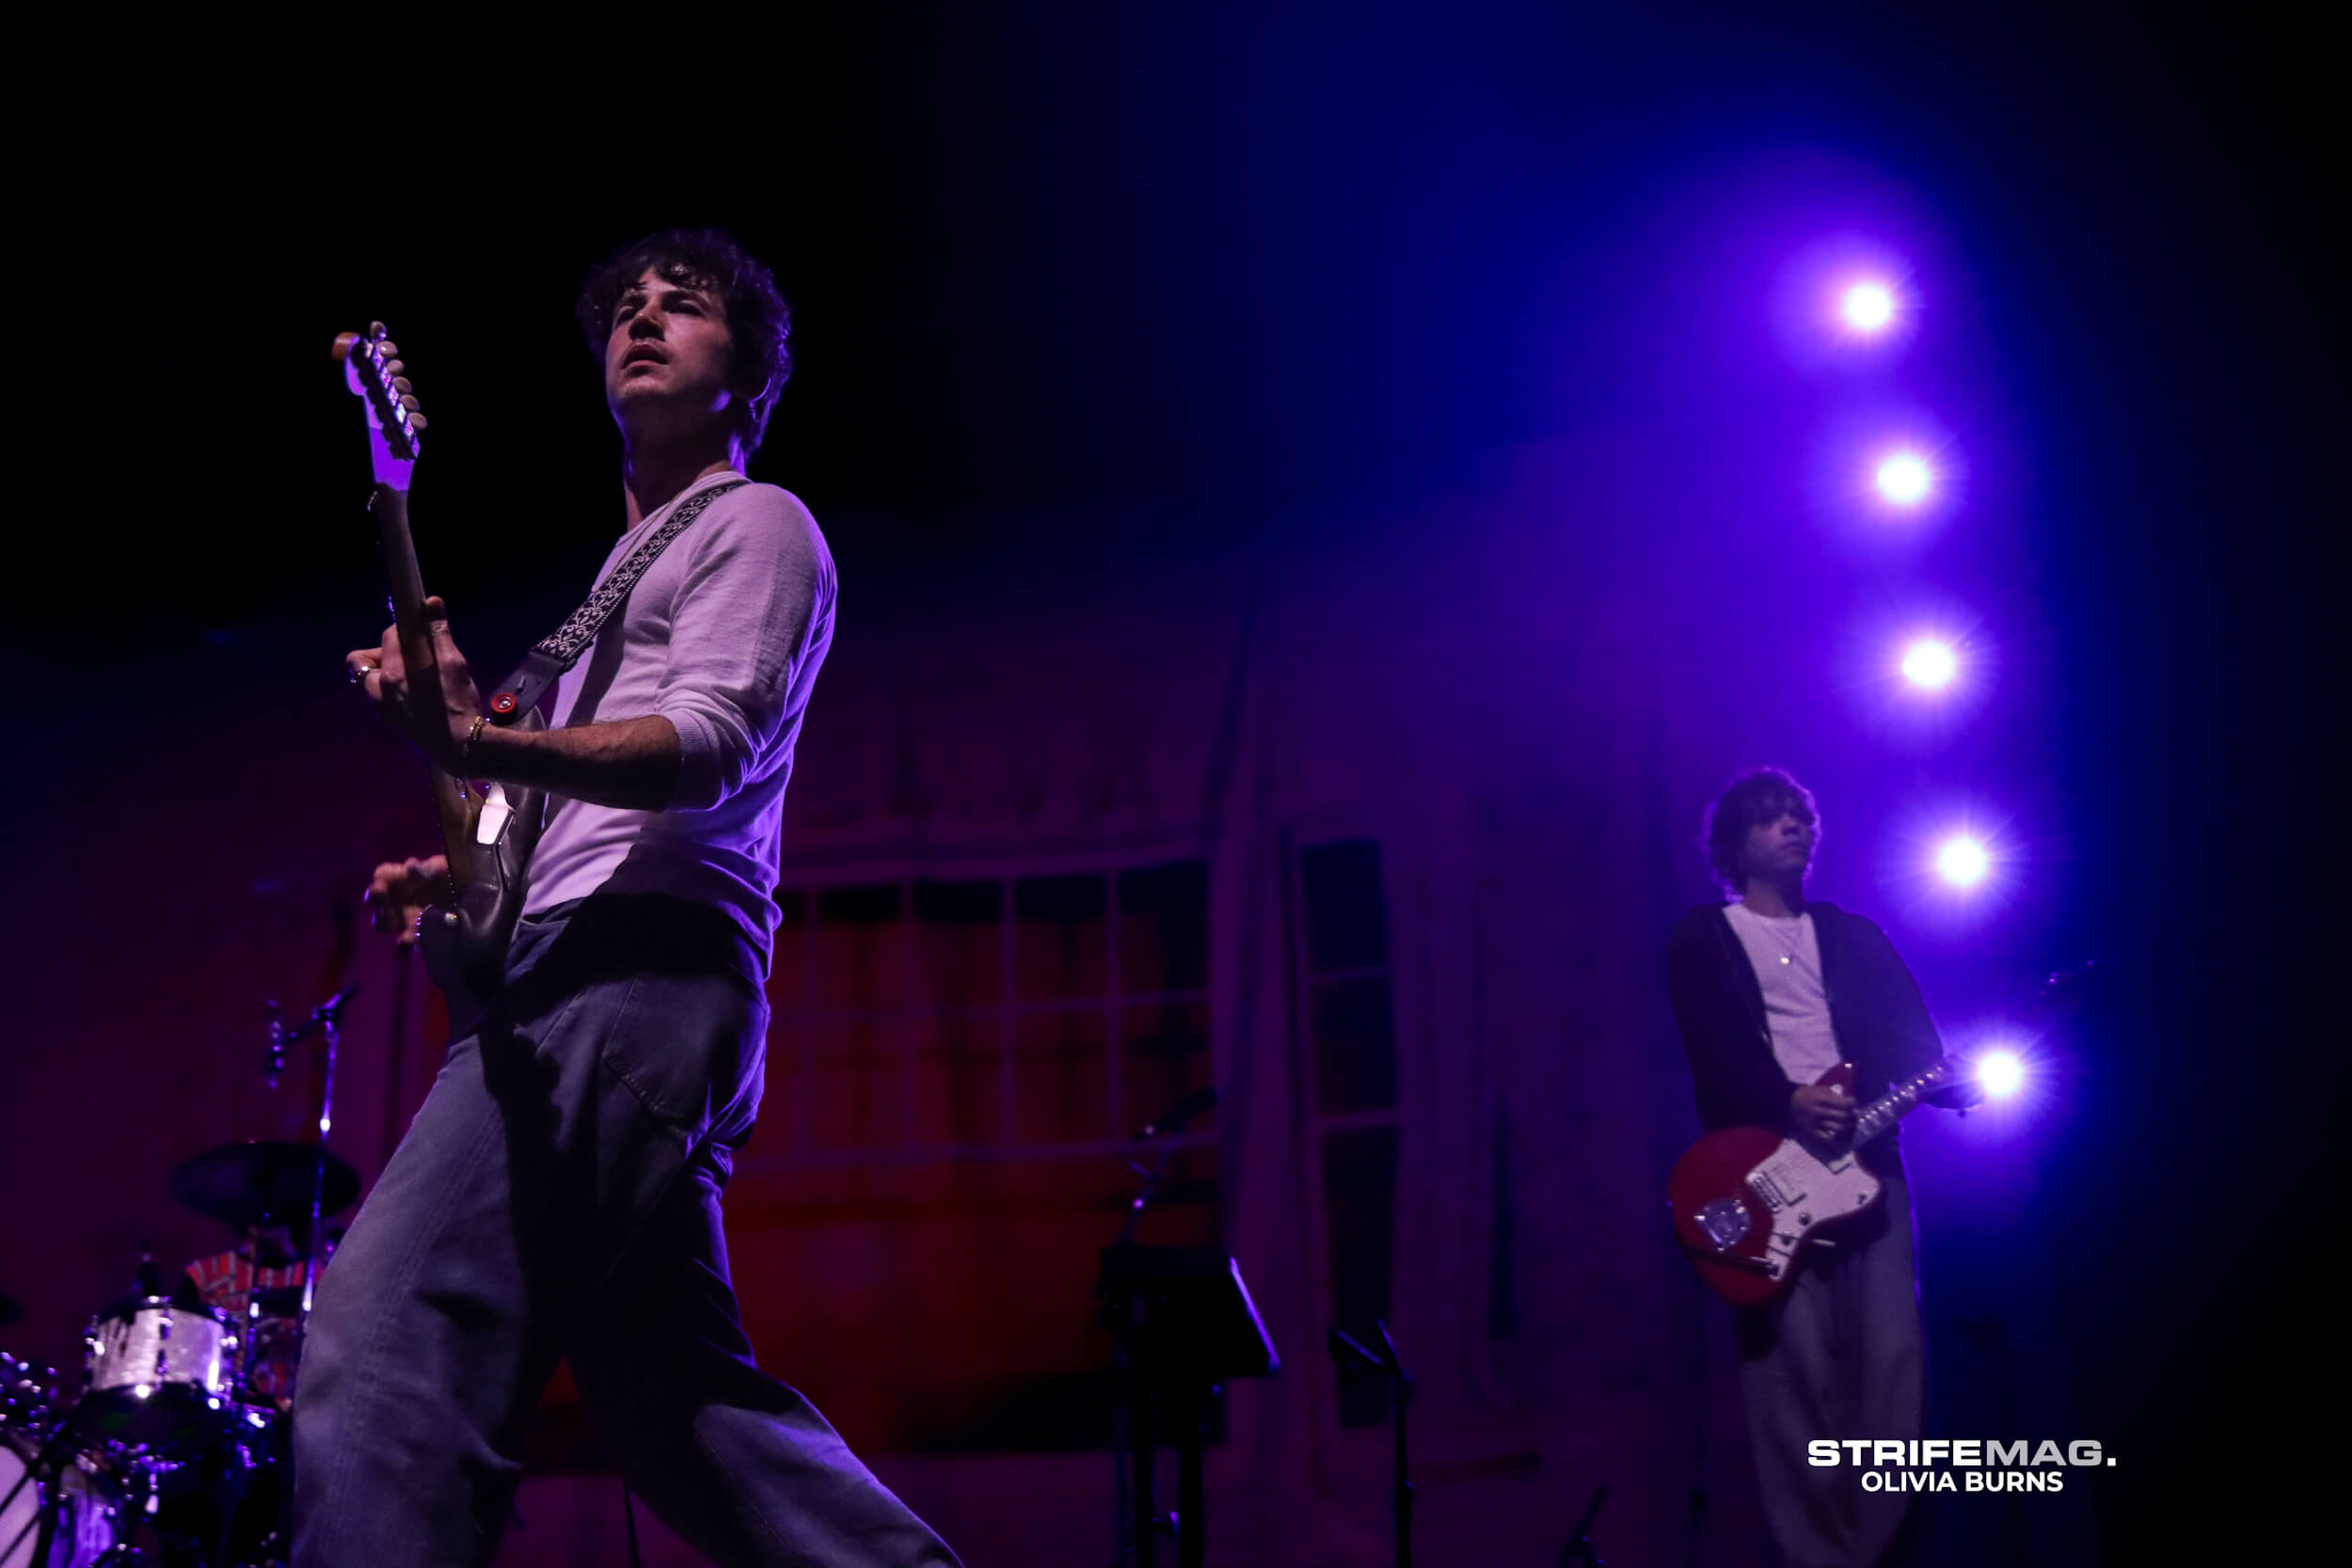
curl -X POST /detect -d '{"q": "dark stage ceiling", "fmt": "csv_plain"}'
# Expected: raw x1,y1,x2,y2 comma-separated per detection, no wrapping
22,4,2336,654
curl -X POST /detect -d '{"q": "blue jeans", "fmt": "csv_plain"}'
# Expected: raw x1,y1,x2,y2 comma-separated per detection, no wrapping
292,895,960,1567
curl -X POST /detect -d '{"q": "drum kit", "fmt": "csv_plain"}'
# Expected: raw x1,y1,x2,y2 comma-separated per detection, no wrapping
1,1141,358,1567
3,987,365,1567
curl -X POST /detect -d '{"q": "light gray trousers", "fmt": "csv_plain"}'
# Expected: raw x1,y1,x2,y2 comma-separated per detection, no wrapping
1735,1165,1925,1568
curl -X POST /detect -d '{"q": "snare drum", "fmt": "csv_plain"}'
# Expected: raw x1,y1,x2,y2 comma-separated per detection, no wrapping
79,1298,236,1459
0,1430,120,1568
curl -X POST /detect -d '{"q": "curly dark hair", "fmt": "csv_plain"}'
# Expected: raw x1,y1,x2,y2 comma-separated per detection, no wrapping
1702,767,1822,892
576,229,792,456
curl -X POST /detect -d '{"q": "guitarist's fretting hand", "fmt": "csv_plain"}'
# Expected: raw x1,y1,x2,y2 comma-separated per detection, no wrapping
1790,1083,1856,1143
346,594,484,775
347,591,680,812
365,856,453,948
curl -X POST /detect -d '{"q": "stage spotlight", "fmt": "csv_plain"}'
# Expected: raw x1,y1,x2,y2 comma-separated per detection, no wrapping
1934,834,1991,888
1839,280,1897,334
1899,638,1959,690
1976,1049,2026,1101
1875,451,1934,507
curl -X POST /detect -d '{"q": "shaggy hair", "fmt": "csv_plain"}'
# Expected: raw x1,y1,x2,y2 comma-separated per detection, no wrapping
577,229,792,455
1703,767,1821,892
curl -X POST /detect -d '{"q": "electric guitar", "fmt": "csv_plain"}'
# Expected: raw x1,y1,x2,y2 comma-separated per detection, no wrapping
1668,1057,1954,1307
334,325,545,1017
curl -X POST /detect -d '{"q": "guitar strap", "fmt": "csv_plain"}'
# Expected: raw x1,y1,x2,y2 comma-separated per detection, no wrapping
482,479,750,724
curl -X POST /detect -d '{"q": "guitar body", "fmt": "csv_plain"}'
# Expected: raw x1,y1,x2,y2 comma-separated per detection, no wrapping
1668,1062,1885,1307
415,746,547,1022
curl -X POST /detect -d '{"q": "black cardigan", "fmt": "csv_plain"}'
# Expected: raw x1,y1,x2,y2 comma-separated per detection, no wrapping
1665,900,1946,1136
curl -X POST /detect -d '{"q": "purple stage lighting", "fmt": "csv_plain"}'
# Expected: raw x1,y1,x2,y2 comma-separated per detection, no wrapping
1899,637,1959,690
1976,1049,2026,1101
1875,451,1934,507
1772,226,1928,366
1888,803,2024,919
1839,280,1898,334
1934,834,1992,888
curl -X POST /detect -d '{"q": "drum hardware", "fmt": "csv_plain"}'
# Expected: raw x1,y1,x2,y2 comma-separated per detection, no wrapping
237,1292,304,1324
4,1332,289,1566
0,1352,71,1543
169,1140,358,1403
165,985,364,1415
2,1401,130,1567
6,1251,255,1562
258,982,358,1326
1,1355,58,1433
1,981,363,1568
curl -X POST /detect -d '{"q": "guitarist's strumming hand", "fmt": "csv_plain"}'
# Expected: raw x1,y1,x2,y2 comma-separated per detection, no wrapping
365,856,453,948
1791,1083,1855,1144
346,594,485,777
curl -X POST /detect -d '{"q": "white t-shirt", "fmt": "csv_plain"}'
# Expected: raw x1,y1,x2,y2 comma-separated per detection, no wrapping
521,469,836,954
1721,902,1844,1086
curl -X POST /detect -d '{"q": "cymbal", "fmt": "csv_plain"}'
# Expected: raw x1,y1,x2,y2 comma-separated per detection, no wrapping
171,1142,359,1230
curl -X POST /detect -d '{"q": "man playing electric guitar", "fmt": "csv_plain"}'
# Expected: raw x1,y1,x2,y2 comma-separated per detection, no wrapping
1666,768,1978,1568
308,230,961,1567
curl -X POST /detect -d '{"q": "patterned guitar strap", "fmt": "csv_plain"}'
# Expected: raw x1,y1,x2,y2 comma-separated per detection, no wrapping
482,479,749,724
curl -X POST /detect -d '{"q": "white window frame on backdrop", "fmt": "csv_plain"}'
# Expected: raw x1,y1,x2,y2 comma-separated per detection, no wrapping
1281,830,1406,1433
743,850,1219,1174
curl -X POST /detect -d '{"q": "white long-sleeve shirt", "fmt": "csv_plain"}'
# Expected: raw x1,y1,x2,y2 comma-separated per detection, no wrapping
521,468,835,955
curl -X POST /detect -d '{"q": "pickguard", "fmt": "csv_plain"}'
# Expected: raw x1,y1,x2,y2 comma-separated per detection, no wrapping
1745,1142,1882,1277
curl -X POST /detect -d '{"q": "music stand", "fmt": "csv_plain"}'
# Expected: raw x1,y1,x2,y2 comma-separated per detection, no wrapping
1098,1244,1278,1568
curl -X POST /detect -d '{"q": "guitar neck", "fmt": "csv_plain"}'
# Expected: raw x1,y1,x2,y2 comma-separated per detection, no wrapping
372,483,482,882
372,484,435,658
1850,1058,1952,1148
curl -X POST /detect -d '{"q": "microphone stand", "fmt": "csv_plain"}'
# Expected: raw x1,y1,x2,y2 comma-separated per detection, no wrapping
1105,1086,1220,1567
1328,1321,1415,1568
1556,1483,1609,1566
264,983,358,1328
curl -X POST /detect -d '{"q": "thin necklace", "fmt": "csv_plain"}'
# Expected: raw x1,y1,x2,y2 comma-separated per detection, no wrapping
1742,902,1806,966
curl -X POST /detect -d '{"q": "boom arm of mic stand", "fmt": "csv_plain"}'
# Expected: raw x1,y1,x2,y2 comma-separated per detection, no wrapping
1117,1086,1219,1246
1557,1483,1609,1567
263,983,361,1086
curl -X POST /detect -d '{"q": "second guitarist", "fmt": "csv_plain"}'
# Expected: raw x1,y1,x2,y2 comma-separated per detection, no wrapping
1665,767,1978,1568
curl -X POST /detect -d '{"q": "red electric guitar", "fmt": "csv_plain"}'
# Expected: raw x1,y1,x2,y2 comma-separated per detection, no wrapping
1668,1058,1954,1307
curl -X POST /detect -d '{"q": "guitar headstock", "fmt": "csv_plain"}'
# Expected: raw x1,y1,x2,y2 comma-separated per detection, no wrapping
332,323,427,491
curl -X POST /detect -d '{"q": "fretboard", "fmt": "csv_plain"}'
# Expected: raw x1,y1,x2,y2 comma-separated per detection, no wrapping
1851,1058,1952,1148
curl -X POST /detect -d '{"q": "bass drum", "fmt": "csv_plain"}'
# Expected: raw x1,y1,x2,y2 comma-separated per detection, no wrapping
0,1431,121,1568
